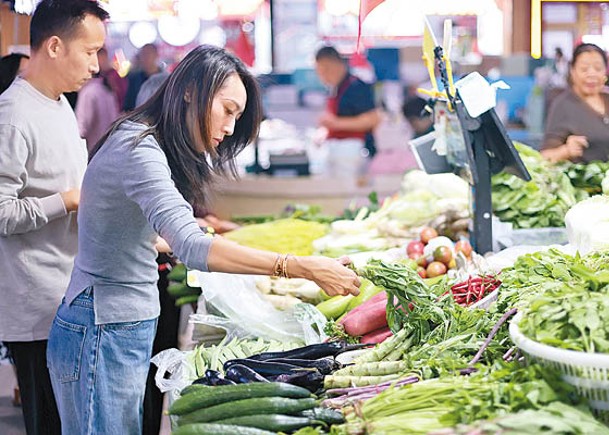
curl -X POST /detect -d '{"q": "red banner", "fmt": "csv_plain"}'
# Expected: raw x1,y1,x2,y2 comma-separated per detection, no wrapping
357,0,386,51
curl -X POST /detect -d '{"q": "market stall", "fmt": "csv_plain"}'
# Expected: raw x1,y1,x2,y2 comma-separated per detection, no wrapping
149,152,609,434
151,14,609,435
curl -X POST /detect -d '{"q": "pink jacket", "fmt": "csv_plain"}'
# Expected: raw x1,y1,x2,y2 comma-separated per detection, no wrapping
75,77,120,153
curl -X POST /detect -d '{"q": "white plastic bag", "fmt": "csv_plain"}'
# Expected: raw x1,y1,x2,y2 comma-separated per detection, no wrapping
150,348,194,394
189,271,326,345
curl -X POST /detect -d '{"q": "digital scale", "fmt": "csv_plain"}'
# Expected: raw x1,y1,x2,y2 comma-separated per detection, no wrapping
409,19,531,254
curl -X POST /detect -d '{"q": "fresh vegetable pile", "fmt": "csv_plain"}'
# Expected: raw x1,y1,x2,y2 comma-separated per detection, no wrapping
190,337,301,378
170,382,326,433
255,276,323,310
313,171,470,257
511,250,609,353
224,218,328,255
560,160,609,196
445,274,501,307
166,263,202,307
338,363,600,435
491,143,578,228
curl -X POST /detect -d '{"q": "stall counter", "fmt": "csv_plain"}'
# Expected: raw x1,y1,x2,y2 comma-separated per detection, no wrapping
210,173,404,219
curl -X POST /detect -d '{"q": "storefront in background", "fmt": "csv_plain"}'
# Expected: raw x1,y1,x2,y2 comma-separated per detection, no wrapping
532,0,609,60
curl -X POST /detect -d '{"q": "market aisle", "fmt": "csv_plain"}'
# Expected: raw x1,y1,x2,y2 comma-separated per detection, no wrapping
0,365,24,435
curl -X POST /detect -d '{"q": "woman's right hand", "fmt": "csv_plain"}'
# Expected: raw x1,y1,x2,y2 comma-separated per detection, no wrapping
564,135,588,159
293,255,361,297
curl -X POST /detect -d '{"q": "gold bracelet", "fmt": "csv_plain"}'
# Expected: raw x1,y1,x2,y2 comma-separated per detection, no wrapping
271,253,282,277
282,254,292,279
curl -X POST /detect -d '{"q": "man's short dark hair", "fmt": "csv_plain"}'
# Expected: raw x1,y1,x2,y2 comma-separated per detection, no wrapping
402,96,428,120
315,45,343,63
30,0,109,50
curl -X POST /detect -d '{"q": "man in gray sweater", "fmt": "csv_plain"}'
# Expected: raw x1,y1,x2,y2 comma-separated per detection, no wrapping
0,1,108,433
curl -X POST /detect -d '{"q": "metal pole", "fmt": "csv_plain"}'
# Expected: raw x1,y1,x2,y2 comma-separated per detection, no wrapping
471,129,493,255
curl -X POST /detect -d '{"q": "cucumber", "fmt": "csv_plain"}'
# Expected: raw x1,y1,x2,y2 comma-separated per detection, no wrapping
167,263,187,282
172,423,275,435
170,382,312,416
300,407,345,424
178,397,318,426
179,384,208,397
215,414,314,432
167,283,198,298
175,294,201,306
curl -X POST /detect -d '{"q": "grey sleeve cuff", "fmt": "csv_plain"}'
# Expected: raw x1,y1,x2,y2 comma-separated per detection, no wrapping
39,193,67,221
180,233,213,272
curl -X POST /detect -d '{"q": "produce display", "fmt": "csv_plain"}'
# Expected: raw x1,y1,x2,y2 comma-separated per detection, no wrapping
166,263,202,307
150,156,609,434
224,218,328,255
561,160,609,196
313,171,470,257
508,249,609,353
491,143,578,228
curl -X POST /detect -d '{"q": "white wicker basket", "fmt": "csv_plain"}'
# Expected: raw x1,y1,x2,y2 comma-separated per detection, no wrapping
510,312,609,421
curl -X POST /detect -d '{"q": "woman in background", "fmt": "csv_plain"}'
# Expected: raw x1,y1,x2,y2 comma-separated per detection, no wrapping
0,53,29,93
542,43,609,163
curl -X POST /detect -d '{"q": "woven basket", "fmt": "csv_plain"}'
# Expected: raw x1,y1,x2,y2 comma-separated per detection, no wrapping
510,312,609,422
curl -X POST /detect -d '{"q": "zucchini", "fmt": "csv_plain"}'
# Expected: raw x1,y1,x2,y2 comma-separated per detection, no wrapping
172,423,275,435
215,414,314,432
167,283,199,298
178,397,317,426
300,407,345,424
170,382,311,416
175,294,201,306
167,263,187,282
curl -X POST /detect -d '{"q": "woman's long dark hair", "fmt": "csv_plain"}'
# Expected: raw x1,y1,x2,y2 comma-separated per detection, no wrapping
0,53,29,94
90,45,262,208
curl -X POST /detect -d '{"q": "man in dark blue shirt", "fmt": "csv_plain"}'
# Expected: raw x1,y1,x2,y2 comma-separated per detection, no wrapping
315,46,380,158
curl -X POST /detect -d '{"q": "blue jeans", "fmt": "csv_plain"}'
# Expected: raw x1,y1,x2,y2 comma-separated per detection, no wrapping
47,288,157,435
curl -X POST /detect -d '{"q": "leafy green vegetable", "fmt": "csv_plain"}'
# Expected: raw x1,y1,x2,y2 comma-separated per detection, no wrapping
492,248,609,353
451,401,609,434
491,143,578,228
340,363,585,435
560,160,609,196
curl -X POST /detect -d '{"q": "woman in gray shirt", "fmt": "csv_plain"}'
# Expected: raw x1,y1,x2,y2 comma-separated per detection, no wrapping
46,45,361,434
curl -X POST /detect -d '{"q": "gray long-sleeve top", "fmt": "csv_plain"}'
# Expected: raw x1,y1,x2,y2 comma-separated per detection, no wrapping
65,120,212,324
0,78,87,341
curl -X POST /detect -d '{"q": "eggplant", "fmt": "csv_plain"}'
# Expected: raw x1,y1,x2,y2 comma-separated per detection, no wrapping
204,369,236,386
248,341,370,361
266,358,342,375
224,364,270,384
192,376,212,386
223,358,306,377
272,370,325,393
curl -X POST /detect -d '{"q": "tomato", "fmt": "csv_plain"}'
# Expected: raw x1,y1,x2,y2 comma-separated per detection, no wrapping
433,246,453,266
417,266,427,279
406,240,425,256
415,255,428,268
426,261,447,278
455,240,473,258
420,227,438,245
